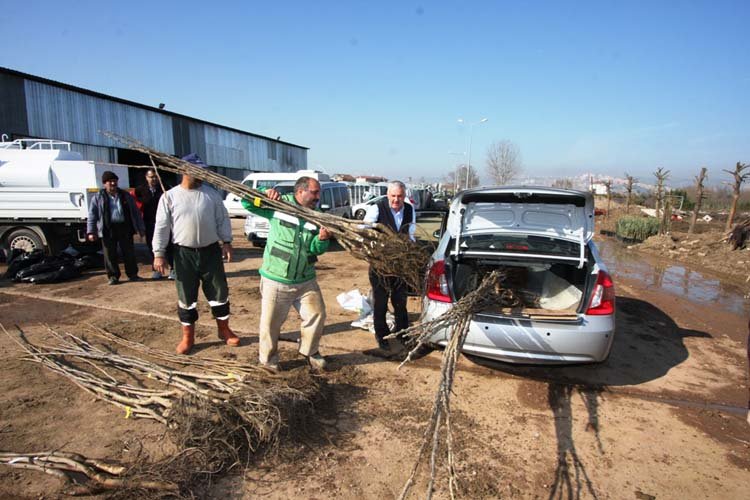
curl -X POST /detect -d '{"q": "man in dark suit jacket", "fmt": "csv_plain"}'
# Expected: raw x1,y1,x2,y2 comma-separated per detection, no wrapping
135,168,172,279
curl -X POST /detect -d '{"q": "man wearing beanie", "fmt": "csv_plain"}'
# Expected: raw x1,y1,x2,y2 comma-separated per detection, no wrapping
152,153,240,354
87,170,146,285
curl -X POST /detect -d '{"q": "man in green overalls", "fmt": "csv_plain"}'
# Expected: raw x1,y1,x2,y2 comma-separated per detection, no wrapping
242,176,331,372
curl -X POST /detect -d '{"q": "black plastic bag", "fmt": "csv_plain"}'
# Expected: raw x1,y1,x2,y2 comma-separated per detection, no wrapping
28,264,82,284
13,255,74,282
4,250,45,279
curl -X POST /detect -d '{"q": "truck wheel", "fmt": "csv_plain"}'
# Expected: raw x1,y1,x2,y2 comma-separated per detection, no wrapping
6,229,45,254
355,209,366,220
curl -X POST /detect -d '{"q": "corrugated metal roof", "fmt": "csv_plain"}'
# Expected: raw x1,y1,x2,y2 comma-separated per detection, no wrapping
1,66,308,150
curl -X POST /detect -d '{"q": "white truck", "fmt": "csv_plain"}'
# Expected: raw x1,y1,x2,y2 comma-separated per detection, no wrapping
0,138,130,255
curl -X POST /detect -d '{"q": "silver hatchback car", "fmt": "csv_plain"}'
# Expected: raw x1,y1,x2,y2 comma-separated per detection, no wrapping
423,186,615,364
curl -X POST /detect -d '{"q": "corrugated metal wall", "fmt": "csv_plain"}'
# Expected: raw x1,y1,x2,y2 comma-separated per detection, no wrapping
0,72,28,137
172,116,207,160
71,143,115,163
202,125,307,173
24,80,175,153
1,69,308,175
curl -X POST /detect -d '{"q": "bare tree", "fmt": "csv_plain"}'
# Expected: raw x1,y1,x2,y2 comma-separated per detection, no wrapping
485,140,522,185
552,178,573,189
723,161,750,231
662,195,673,234
654,167,670,235
604,180,612,219
624,173,637,213
446,165,480,192
444,172,458,193
688,167,708,234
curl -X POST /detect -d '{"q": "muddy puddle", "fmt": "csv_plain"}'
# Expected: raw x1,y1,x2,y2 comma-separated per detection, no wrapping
597,238,749,317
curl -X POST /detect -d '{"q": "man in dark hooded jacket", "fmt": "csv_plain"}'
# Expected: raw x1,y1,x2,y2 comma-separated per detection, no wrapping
86,170,145,285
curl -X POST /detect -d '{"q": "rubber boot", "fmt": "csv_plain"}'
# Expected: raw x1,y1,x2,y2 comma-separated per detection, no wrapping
176,324,195,355
216,318,240,347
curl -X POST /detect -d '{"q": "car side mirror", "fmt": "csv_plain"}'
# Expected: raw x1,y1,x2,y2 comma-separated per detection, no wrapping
432,229,442,238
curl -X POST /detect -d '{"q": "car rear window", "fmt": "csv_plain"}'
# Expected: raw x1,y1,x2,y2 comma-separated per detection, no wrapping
257,180,282,190
272,184,296,195
456,234,580,258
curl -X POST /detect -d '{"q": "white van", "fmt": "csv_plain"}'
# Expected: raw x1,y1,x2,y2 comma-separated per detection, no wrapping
244,181,351,246
223,169,331,217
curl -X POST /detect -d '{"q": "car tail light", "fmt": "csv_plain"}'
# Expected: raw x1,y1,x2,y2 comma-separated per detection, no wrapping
426,260,452,303
586,271,615,315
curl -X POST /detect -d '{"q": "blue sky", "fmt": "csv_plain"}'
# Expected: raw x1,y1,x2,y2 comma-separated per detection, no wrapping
1,1,748,185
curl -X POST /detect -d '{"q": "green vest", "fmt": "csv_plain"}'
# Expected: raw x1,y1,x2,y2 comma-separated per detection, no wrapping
242,194,330,284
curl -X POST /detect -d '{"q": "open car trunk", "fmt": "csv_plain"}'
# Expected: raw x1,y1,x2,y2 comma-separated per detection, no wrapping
443,187,597,320
450,256,593,320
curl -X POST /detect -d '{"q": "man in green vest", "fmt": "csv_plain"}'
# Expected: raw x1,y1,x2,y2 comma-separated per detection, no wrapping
242,176,331,372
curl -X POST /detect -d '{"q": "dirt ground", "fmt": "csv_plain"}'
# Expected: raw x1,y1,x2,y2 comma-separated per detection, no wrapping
596,203,750,290
1,219,749,499
636,230,750,289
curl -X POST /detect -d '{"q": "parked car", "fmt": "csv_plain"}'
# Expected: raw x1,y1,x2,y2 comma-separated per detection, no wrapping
244,181,351,246
422,186,615,364
224,169,331,217
415,188,433,210
351,195,413,220
352,195,385,220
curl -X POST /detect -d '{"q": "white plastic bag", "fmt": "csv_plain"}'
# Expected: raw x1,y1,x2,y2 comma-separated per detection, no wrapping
352,311,395,333
336,289,372,316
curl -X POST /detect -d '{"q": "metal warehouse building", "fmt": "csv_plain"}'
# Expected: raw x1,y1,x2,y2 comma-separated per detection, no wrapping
0,67,308,183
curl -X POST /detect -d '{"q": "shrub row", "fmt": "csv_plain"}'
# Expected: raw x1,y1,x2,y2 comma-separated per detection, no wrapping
616,216,660,242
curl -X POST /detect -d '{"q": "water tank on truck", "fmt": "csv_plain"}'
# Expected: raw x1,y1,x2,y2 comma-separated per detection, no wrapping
0,138,130,256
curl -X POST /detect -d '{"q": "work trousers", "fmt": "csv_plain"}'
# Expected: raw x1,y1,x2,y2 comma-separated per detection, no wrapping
259,276,326,365
174,243,230,325
102,223,138,280
369,269,409,342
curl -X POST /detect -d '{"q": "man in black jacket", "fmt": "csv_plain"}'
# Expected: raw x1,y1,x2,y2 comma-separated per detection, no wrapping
362,180,416,351
86,171,145,285
135,168,172,279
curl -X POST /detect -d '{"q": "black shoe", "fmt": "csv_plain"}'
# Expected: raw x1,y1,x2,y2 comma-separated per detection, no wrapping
376,337,389,350
129,275,142,282
108,277,119,285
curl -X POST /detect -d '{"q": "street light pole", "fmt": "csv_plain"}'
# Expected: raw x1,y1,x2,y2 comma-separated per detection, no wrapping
448,151,465,193
458,117,488,190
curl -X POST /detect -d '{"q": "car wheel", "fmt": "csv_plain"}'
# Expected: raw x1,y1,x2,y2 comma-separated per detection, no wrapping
6,228,45,254
355,209,366,220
